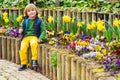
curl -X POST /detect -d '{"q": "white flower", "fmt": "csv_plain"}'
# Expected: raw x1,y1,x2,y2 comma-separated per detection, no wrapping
75,45,82,51
83,54,90,58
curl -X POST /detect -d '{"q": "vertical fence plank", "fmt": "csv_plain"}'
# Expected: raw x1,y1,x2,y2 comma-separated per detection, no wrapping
11,37,15,62
49,49,53,80
7,37,11,61
43,45,47,76
53,66,57,80
82,12,86,22
42,44,45,75
45,46,49,77
61,54,67,80
2,36,7,59
57,52,62,80
92,12,97,21
56,10,60,32
0,35,2,59
76,59,81,80
38,44,42,73
71,57,76,80
15,38,20,64
81,62,86,80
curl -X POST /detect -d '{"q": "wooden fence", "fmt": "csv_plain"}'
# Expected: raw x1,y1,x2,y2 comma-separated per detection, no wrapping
0,8,120,32
0,35,116,80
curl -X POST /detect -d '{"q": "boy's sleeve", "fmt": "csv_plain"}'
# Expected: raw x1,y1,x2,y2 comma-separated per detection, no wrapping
20,20,24,29
39,21,46,42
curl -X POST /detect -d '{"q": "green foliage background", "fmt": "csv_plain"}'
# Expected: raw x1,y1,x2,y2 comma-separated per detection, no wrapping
0,0,119,13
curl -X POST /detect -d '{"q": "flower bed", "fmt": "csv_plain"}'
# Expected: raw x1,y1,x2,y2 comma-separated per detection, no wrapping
0,35,118,80
0,9,120,80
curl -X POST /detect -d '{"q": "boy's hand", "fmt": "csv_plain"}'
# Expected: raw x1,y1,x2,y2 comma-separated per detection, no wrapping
19,29,23,34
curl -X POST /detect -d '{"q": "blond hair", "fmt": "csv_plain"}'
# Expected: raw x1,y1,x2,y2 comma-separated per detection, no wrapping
24,4,38,16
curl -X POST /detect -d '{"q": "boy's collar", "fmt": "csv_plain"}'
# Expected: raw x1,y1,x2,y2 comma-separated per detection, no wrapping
24,16,38,19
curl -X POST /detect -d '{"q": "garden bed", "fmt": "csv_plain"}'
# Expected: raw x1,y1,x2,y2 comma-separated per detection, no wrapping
0,35,117,80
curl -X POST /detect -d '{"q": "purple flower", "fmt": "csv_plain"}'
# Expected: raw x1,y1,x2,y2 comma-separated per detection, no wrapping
104,64,111,69
103,60,109,64
64,31,70,34
103,60,111,69
76,34,82,39
82,34,89,40
107,56,113,62
57,42,61,45
90,38,94,43
116,59,120,65
82,46,88,51
116,58,120,69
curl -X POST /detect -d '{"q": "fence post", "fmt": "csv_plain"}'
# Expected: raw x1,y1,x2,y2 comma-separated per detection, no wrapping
76,59,81,80
57,51,62,80
2,36,7,59
38,44,42,73
7,37,11,61
11,37,15,62
15,38,20,64
0,35,2,59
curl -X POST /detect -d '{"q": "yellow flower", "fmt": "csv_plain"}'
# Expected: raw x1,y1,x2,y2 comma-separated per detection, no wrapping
81,21,85,25
17,15,22,22
71,19,74,23
49,40,55,45
3,12,8,17
19,15,22,20
3,16,7,20
96,18,104,31
87,23,92,30
102,49,106,54
58,31,63,34
113,18,120,27
91,20,96,28
96,52,103,58
96,18,104,25
95,45,102,51
77,22,82,27
108,52,111,56
4,18,9,23
48,16,53,23
97,24,104,31
62,15,71,23
38,13,41,18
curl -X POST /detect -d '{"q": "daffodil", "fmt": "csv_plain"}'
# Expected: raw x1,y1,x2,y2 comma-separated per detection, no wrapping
17,15,23,22
3,12,8,17
71,19,74,23
4,18,9,23
96,18,104,31
48,16,53,23
46,16,56,31
62,15,71,23
113,18,120,27
77,22,82,27
87,23,92,30
97,24,104,31
38,13,41,18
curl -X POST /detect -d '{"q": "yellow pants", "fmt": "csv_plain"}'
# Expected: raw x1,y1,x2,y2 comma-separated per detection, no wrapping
19,36,38,64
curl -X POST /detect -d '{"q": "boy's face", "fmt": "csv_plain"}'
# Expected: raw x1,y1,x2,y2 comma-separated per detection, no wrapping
27,8,36,18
